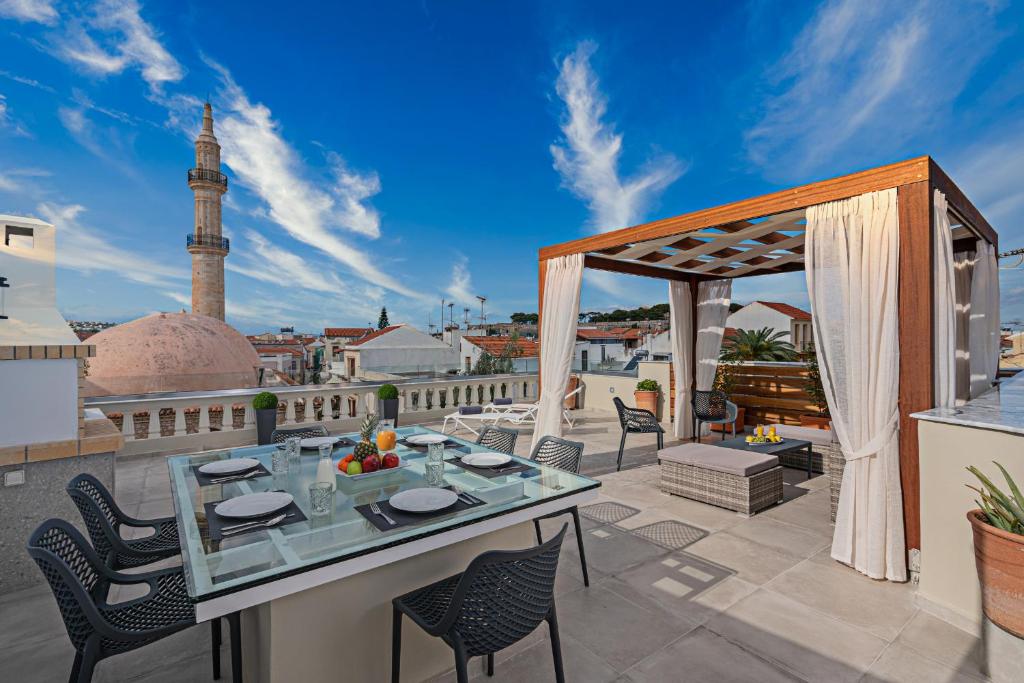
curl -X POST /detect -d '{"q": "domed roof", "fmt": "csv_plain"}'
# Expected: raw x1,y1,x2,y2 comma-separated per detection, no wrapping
82,312,260,397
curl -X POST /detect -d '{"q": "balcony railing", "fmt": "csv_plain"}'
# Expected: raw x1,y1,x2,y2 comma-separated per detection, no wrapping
186,233,230,252
187,168,228,188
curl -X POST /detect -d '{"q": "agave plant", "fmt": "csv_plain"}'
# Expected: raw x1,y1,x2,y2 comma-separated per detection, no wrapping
720,327,798,362
967,463,1024,535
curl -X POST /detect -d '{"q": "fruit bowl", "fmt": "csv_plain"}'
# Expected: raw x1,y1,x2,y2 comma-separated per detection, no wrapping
745,435,784,446
336,452,408,479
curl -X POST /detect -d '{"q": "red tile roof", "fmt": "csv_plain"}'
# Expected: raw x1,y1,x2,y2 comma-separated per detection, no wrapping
576,328,627,340
608,327,643,340
347,325,401,347
255,346,304,356
464,336,540,358
755,301,811,321
324,327,374,338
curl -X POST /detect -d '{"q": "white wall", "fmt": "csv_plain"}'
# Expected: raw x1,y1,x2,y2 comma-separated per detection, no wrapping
726,303,793,338
0,359,78,447
574,340,629,369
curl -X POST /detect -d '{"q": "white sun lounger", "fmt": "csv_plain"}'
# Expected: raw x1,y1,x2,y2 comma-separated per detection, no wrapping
484,385,583,428
441,408,532,436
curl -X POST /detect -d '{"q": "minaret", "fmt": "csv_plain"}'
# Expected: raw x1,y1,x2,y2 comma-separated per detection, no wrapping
186,102,229,320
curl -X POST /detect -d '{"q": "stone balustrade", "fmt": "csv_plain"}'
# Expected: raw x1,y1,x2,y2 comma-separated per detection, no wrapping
85,374,539,456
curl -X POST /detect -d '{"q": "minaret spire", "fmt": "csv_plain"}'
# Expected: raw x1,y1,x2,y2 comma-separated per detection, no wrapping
186,103,229,320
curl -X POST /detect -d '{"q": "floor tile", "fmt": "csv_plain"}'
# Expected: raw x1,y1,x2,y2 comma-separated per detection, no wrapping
862,642,986,682
726,516,831,559
896,611,986,680
562,524,668,576
759,488,835,537
650,494,745,532
684,531,806,585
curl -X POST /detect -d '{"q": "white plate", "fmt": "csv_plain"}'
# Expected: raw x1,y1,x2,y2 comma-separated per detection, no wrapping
198,458,261,475
461,452,512,468
405,434,448,446
300,436,340,449
214,491,294,519
389,488,458,513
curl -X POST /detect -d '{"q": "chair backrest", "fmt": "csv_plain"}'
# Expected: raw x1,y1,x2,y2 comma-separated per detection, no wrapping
693,390,727,420
612,396,629,427
475,426,518,455
67,473,122,564
26,519,106,652
444,524,567,656
529,435,584,474
270,424,328,443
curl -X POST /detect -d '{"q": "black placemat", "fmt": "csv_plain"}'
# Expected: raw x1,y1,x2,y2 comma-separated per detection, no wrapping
354,488,485,531
397,437,470,454
191,462,271,487
300,436,356,451
203,499,307,541
444,457,538,479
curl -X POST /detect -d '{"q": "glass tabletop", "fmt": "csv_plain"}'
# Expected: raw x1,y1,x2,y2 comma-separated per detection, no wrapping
166,426,600,600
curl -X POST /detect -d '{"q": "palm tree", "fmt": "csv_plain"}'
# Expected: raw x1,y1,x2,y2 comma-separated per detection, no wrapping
720,327,798,362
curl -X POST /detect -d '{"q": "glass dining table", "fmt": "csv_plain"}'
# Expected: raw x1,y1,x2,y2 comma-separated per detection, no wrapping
166,425,600,623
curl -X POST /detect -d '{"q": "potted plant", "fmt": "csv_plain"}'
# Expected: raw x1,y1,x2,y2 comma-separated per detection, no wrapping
634,379,660,417
801,343,831,429
252,391,278,445
378,383,400,426
711,362,745,432
966,463,1024,638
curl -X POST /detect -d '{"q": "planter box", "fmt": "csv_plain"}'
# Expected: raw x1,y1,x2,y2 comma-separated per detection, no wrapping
255,408,277,445
634,390,659,417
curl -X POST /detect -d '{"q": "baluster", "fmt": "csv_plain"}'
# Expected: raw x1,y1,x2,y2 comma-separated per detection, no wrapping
173,405,186,436
198,403,211,433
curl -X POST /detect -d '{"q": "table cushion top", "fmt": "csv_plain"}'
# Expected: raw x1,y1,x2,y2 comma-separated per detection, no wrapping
658,443,779,477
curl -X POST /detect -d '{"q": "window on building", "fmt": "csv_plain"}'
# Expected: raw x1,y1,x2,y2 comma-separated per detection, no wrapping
4,225,33,249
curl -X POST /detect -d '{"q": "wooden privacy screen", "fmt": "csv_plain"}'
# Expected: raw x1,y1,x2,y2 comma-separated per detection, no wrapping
729,364,816,426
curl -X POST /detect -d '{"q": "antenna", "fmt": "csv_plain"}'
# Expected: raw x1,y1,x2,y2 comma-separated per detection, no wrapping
464,307,470,327
447,302,454,329
476,295,487,327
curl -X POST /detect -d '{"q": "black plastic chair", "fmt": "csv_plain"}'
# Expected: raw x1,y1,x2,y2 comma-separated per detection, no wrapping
475,425,519,455
392,524,568,683
612,396,664,471
270,423,328,443
530,436,590,587
691,390,738,441
67,473,179,570
27,519,241,683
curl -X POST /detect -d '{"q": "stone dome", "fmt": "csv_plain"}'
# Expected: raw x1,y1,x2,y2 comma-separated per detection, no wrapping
82,312,260,397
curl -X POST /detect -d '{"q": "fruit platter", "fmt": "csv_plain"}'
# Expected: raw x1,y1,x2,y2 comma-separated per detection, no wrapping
336,415,409,478
746,424,783,446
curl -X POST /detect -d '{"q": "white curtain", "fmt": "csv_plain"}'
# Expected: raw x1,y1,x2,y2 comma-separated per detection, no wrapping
805,188,906,582
954,252,974,405
531,254,584,450
933,190,956,410
969,241,1000,398
694,279,733,436
668,281,694,440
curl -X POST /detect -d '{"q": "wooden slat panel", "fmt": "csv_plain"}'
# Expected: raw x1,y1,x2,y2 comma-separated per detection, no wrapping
730,365,810,376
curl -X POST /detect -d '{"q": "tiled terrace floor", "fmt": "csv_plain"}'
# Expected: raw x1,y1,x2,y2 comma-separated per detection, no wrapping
0,412,989,682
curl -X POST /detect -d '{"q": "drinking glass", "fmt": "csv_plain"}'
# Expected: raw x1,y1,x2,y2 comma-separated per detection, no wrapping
309,482,334,516
425,441,445,486
286,436,301,461
271,445,290,474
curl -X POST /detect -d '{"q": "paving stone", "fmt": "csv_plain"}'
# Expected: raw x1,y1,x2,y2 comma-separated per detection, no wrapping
562,524,667,576
863,642,986,682
896,611,986,680
684,531,807,585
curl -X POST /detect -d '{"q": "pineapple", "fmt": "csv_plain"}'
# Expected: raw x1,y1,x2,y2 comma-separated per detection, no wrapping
354,413,380,462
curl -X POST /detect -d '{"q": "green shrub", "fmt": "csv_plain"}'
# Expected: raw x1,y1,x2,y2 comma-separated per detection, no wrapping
252,391,278,410
636,379,660,392
968,463,1024,535
378,384,399,400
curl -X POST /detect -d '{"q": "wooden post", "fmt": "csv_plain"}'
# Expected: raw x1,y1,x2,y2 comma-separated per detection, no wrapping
537,258,547,397
688,276,700,440
897,180,932,554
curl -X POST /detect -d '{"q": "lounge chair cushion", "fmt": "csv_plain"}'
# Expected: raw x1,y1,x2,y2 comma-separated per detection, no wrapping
459,406,483,415
492,397,514,405
658,443,778,477
769,423,837,447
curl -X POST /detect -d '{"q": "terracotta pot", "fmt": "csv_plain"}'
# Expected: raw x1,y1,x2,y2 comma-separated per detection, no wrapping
799,414,832,430
968,509,1024,638
565,375,581,410
634,390,659,417
711,406,745,433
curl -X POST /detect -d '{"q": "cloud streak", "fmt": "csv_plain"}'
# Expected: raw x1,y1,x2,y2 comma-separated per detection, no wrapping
0,0,58,25
551,40,684,233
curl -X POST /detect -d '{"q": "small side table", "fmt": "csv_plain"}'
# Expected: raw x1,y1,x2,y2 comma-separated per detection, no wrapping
715,436,815,479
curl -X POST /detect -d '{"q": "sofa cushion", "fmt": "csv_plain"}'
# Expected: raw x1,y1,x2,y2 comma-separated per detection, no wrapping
658,443,779,477
769,423,837,447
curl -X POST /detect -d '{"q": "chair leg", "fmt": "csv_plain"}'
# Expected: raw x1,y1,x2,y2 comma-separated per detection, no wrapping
453,638,470,683
75,639,99,683
487,652,494,677
533,518,543,545
657,431,663,450
212,618,222,680
616,430,627,471
391,606,402,683
548,607,566,683
721,424,725,441
570,506,590,587
227,611,242,683
68,651,82,683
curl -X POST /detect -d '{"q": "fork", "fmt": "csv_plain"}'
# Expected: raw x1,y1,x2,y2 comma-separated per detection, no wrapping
369,502,396,526
208,469,261,484
221,513,289,536
221,513,295,533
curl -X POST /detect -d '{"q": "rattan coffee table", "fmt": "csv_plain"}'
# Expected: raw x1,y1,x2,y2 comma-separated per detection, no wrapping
715,435,814,479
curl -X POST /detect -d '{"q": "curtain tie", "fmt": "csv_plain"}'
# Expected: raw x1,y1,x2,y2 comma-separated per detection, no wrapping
843,411,899,461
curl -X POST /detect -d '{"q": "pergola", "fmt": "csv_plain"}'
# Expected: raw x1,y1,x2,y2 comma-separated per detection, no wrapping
537,155,998,556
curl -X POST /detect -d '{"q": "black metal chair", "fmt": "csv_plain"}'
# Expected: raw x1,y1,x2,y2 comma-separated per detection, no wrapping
270,423,328,443
475,425,519,455
691,389,738,441
612,396,664,471
392,524,568,683
27,519,241,683
67,473,179,570
530,436,590,587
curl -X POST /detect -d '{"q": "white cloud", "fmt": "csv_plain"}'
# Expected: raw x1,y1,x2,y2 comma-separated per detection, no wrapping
36,201,188,287
745,0,1004,180
227,230,347,295
445,256,475,306
0,0,58,25
0,93,31,136
550,40,684,233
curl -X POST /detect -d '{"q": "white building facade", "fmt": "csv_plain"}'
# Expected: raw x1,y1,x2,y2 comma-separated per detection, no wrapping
725,301,813,351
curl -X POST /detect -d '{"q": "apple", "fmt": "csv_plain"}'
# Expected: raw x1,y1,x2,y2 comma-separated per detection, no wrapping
362,454,381,473
382,453,399,469
346,461,363,475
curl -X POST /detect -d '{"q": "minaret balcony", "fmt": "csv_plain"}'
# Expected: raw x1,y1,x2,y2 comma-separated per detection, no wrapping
187,168,228,189
187,233,230,254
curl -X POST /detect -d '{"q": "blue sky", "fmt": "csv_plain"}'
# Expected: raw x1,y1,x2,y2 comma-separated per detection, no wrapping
0,0,1021,333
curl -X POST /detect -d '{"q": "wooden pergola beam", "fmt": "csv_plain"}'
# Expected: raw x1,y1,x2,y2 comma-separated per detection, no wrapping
582,254,696,282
